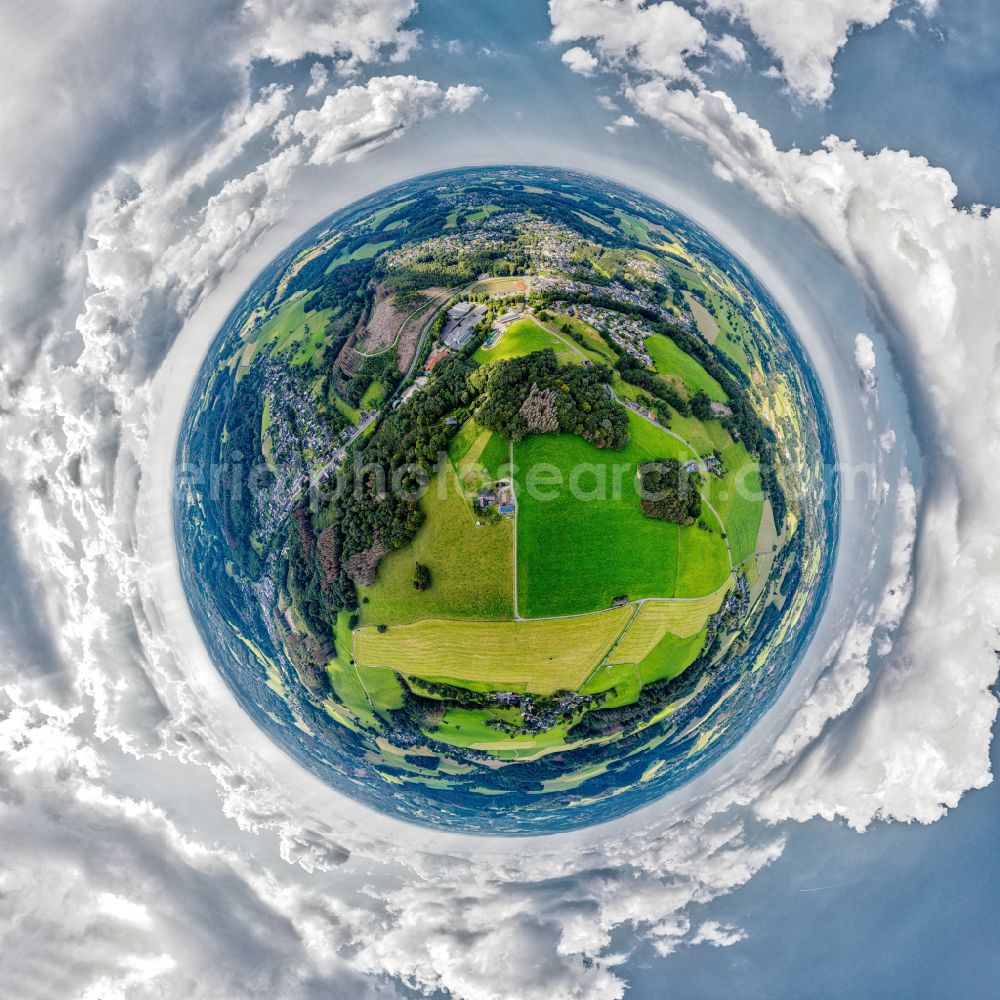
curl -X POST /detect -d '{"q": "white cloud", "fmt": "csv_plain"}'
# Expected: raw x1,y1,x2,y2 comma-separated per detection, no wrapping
550,0,708,82
562,45,600,75
615,113,638,127
711,32,748,64
279,76,483,165
242,0,420,67
854,332,878,392
597,94,620,110
306,61,330,96
704,0,899,102
628,79,1000,828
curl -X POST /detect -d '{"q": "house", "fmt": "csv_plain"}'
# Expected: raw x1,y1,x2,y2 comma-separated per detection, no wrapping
445,417,458,426
682,459,699,474
611,595,629,607
476,488,498,510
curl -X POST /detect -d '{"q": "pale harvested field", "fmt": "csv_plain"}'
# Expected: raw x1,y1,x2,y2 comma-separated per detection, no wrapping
355,606,633,695
608,584,731,664
684,292,720,344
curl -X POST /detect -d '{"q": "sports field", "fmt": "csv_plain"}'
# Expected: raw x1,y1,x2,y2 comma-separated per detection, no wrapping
355,605,634,695
469,276,526,295
359,462,513,625
513,411,730,616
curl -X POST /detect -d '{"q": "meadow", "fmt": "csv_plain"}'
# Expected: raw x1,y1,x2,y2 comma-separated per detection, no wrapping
513,411,730,617
473,317,579,365
646,334,728,402
358,462,514,626
704,441,764,567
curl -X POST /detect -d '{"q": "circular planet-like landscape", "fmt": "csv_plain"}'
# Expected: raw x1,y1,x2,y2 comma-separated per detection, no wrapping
176,166,836,834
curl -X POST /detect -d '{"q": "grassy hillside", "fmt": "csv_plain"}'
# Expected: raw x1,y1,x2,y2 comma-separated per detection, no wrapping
513,411,730,617
359,462,514,625
474,317,579,365
646,334,728,402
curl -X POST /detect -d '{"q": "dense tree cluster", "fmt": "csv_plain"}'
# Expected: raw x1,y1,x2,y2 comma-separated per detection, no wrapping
638,459,702,525
614,353,690,417
471,349,628,450
412,562,431,590
335,353,478,566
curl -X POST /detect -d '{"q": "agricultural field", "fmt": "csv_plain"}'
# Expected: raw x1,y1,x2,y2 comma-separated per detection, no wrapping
513,412,730,617
684,291,720,343
609,586,730,663
354,604,633,695
359,463,514,626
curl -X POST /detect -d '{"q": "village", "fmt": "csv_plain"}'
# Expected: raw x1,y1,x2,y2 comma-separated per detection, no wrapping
251,205,710,540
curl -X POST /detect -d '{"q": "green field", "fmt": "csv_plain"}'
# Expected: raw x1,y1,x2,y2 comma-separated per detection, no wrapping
646,334,728,402
364,198,415,228
232,294,333,377
583,623,707,704
609,586,731,662
325,611,381,728
355,604,633,695
359,381,386,411
547,313,617,363
446,203,503,228
636,628,707,685
449,421,514,501
704,441,764,567
473,317,578,365
359,462,513,625
513,412,730,617
324,239,395,274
